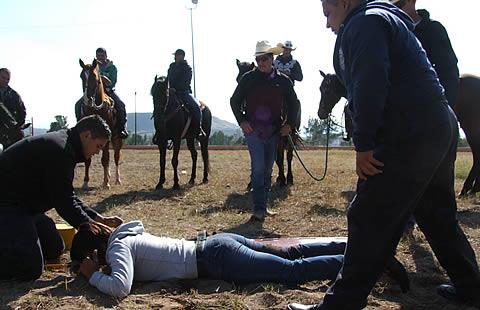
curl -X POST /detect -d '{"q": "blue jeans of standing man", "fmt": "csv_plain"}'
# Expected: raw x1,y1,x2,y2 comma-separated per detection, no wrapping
245,131,279,217
197,233,345,285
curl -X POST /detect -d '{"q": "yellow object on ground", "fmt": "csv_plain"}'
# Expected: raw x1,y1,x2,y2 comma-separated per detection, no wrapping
56,223,76,250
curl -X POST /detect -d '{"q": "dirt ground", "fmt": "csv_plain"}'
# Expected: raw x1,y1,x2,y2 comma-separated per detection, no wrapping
1,149,478,310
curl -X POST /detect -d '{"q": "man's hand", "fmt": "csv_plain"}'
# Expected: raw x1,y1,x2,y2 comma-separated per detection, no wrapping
356,150,384,180
280,124,291,136
79,249,100,280
240,121,253,135
95,215,123,228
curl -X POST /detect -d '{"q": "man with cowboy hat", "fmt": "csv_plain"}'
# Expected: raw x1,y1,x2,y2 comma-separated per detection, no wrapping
273,40,303,85
230,40,299,222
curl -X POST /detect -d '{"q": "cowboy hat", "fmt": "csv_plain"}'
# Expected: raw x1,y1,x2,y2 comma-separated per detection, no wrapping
254,40,283,57
280,40,296,51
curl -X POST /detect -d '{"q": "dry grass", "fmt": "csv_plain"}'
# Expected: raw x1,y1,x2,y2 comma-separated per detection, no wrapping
1,149,479,310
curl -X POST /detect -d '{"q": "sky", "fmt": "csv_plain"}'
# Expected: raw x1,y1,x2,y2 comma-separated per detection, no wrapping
1,0,479,130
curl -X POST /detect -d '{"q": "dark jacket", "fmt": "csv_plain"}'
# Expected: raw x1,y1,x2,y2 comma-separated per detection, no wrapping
0,86,26,125
230,68,299,139
167,61,192,93
273,55,303,84
0,129,98,228
98,60,118,91
414,9,459,106
333,0,446,152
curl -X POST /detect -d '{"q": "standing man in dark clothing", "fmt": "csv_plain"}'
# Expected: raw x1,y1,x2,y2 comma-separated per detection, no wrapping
392,0,459,107
167,49,203,137
273,41,303,85
0,68,27,138
231,41,299,222
288,1,480,310
0,115,123,281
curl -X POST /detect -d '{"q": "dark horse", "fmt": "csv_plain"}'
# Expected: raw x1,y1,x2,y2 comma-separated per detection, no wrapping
151,76,212,189
236,59,302,187
0,101,30,150
317,70,480,196
79,59,124,189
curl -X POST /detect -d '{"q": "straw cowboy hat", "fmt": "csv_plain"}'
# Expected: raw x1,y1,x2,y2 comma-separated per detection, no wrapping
280,40,296,51
254,40,283,57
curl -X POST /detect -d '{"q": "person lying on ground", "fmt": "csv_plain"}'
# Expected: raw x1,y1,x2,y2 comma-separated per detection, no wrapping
70,221,409,298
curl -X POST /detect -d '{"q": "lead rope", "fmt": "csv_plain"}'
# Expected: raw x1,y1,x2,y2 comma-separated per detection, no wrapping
287,116,331,182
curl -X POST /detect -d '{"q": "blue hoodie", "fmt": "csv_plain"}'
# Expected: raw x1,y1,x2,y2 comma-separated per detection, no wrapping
333,0,446,152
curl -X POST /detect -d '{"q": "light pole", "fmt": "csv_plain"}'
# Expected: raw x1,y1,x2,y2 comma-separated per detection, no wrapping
186,0,198,97
134,91,137,145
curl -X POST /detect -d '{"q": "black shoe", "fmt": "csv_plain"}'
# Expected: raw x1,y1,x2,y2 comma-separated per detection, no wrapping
287,303,322,310
385,256,410,293
437,284,480,307
119,130,129,139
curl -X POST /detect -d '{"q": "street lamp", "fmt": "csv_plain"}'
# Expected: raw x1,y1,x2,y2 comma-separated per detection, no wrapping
186,0,198,97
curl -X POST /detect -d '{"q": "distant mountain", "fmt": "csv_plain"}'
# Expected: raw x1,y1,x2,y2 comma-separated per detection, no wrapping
126,113,240,136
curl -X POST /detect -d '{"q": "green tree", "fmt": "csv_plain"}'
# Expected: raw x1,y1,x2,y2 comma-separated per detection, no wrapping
303,117,342,145
48,115,68,132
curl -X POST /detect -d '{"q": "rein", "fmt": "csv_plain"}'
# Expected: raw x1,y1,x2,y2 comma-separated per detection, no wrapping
287,116,331,182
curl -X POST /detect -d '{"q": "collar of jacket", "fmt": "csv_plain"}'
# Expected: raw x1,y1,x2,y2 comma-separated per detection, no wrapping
68,128,86,163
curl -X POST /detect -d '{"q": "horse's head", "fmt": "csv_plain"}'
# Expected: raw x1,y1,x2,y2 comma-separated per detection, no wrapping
151,75,169,114
236,59,255,83
318,70,347,119
79,58,107,110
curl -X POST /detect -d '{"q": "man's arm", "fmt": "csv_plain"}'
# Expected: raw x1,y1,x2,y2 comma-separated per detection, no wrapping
230,75,250,125
86,242,134,298
423,21,458,76
344,15,391,152
292,61,303,82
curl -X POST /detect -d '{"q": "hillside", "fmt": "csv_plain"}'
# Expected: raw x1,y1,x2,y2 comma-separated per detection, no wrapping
126,113,240,136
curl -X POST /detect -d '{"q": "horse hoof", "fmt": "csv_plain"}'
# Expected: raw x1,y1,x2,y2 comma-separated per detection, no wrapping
202,179,208,184
103,183,111,189
276,180,286,187
116,180,122,185
287,179,294,186
81,185,89,191
172,184,180,190
155,183,163,190
188,179,195,185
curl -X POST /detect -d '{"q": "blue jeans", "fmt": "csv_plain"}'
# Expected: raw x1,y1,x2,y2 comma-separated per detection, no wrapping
177,92,202,134
197,233,345,286
245,131,279,215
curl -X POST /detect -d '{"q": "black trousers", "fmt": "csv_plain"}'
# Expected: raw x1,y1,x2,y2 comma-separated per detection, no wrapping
0,212,64,281
320,104,480,309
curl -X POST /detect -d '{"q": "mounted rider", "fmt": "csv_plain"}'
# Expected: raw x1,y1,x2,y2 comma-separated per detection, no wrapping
76,48,128,139
273,41,303,85
166,49,204,137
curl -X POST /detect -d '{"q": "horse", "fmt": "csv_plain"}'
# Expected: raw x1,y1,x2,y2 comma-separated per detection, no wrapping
236,59,302,187
0,101,30,150
150,75,212,190
317,70,480,196
79,58,123,189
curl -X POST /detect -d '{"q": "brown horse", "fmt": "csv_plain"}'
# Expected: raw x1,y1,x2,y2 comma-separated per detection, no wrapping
317,70,480,196
79,59,123,189
236,59,302,187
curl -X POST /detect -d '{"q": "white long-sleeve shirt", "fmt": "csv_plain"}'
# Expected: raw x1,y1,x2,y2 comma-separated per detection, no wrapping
89,221,197,298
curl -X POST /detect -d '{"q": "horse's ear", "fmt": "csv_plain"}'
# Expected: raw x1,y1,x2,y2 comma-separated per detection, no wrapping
251,62,255,68
236,59,240,66
319,70,327,78
79,59,86,68
92,59,98,68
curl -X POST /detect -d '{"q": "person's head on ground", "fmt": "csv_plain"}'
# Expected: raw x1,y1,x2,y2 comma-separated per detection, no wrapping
173,49,186,64
70,221,113,266
254,41,281,73
280,40,296,57
0,68,11,89
73,115,111,159
95,47,108,64
321,0,367,34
